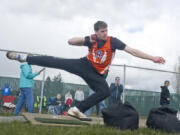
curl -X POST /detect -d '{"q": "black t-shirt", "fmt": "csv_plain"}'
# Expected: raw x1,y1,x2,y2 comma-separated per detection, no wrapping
80,36,126,77
83,36,126,52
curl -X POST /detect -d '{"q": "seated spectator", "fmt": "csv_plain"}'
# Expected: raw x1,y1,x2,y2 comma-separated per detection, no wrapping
1,83,16,109
2,95,16,109
65,91,73,103
62,91,73,115
62,97,73,116
48,94,62,115
1,83,11,96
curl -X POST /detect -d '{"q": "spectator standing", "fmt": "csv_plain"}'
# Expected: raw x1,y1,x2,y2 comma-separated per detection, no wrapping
14,60,44,116
109,76,123,106
160,80,170,106
74,88,84,104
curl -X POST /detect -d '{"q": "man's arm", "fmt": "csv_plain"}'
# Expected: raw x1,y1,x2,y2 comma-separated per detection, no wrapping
68,37,85,46
52,98,58,105
120,85,123,93
167,88,170,101
109,83,115,92
124,46,165,64
74,91,77,100
22,65,38,79
82,92,84,100
68,35,97,46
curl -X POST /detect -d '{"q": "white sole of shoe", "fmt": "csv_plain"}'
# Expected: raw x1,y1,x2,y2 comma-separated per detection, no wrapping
67,108,92,121
67,112,92,121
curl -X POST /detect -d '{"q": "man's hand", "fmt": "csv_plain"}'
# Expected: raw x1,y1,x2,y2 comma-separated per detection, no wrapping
38,68,45,75
90,34,97,43
152,56,165,64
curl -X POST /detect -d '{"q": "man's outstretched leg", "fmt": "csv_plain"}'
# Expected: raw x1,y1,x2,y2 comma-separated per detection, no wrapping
6,51,96,119
7,52,86,77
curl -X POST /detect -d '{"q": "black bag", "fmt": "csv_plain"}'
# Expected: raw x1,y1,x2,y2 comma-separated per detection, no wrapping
102,101,139,130
146,106,180,133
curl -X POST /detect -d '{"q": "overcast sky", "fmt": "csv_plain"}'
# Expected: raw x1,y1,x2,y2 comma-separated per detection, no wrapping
0,0,179,92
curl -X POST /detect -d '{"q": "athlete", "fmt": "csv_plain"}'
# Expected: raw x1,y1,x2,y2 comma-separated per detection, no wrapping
6,21,165,119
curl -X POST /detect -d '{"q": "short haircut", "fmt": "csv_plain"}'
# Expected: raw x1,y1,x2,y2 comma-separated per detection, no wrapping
164,80,170,85
57,93,61,97
115,76,120,80
94,21,108,31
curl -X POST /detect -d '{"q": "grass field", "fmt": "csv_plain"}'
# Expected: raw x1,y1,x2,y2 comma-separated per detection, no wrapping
0,110,179,135
0,121,179,135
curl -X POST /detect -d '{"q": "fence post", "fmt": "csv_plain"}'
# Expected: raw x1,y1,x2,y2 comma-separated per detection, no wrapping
39,68,46,114
122,64,126,103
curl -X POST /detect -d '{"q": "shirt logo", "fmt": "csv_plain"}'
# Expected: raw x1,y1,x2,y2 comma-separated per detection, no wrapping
5,88,9,93
96,50,102,59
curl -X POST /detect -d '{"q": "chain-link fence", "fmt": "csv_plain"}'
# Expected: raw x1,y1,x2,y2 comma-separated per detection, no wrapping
0,49,180,116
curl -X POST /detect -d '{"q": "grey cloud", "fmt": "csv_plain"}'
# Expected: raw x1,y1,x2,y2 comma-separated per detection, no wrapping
0,0,177,25
0,0,180,91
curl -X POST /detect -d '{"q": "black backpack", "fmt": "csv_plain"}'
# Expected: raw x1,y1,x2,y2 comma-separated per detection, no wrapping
102,101,139,130
146,106,180,133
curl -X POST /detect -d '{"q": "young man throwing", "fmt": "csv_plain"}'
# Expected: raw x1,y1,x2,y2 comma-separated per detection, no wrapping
6,21,165,119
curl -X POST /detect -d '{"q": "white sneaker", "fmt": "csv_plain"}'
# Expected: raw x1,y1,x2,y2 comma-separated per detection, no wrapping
67,107,76,117
6,51,25,62
68,107,87,119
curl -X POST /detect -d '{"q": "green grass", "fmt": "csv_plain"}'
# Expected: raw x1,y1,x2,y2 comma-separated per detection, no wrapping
0,121,179,135
0,112,14,116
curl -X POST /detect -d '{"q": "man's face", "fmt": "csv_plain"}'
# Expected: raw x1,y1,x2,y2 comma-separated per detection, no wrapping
95,27,108,40
57,94,61,99
165,82,170,87
115,77,120,84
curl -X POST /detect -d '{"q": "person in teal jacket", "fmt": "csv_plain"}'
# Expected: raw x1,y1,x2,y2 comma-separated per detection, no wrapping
14,62,44,116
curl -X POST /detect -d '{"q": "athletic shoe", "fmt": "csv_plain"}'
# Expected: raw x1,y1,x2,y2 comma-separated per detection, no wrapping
67,107,88,119
6,51,25,62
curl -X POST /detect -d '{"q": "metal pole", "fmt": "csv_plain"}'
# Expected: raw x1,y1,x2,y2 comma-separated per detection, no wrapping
122,64,126,103
0,48,179,74
112,64,180,74
39,68,46,114
0,48,41,55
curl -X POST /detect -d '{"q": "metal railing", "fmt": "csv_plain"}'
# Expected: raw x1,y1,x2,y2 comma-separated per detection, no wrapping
1,49,180,113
